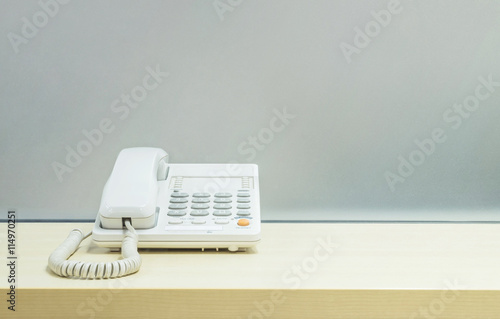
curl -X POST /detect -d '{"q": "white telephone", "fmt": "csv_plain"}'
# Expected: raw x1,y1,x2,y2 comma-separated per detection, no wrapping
48,147,261,279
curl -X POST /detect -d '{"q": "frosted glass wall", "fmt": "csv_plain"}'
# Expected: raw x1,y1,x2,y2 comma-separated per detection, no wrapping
1,0,500,221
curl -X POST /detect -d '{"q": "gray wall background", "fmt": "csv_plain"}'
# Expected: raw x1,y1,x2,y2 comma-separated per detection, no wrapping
1,0,500,221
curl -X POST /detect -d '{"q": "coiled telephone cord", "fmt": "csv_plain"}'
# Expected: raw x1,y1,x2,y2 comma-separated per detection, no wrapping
48,220,141,279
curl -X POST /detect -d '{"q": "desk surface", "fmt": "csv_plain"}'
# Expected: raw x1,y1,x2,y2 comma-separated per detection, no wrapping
1,222,499,318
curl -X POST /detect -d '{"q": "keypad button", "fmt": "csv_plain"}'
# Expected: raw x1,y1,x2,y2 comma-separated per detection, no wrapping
167,210,187,216
193,192,210,198
168,219,183,224
215,192,232,198
213,203,232,210
169,204,187,210
237,204,251,210
170,198,188,203
237,210,250,216
190,210,209,216
192,198,210,204
192,220,206,224
171,192,189,198
214,198,231,203
237,193,250,197
213,210,232,216
215,220,229,224
237,198,250,203
191,203,209,210
237,219,250,226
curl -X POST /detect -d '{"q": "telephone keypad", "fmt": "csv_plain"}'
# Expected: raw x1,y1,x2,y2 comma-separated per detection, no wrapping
168,191,255,226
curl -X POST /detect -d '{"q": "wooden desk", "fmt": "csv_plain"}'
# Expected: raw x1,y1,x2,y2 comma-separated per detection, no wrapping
1,222,499,318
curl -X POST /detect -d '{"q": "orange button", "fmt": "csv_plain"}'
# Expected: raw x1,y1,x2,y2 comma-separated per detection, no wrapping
237,219,250,226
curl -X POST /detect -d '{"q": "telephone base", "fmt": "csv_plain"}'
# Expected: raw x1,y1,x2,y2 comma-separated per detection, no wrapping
92,159,261,253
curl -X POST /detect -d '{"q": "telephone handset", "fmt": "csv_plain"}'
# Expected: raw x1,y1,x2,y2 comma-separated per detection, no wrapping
98,147,169,229
49,147,261,279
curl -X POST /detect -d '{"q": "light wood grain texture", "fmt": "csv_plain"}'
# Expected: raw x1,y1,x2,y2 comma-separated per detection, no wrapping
1,222,499,318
